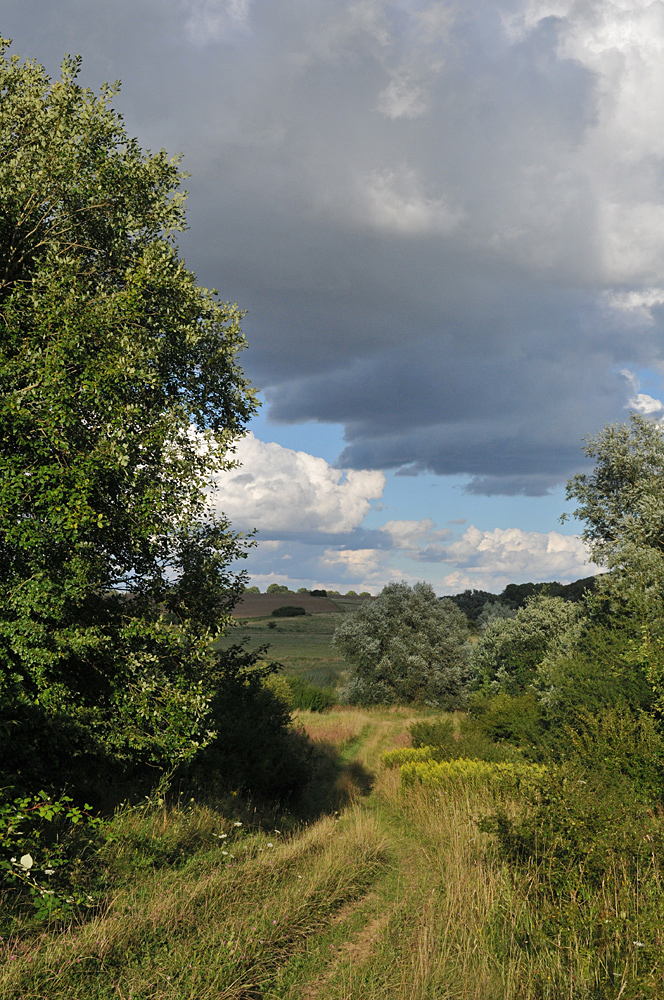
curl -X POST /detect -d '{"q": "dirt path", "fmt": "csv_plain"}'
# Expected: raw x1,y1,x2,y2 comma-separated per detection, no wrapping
268,709,443,1000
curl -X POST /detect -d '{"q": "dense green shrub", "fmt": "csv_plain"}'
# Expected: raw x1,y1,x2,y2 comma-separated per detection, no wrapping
409,717,456,751
409,715,522,764
271,606,306,617
182,648,313,801
559,706,664,801
484,764,664,894
262,671,293,708
472,594,586,694
536,619,655,725
469,692,546,757
287,676,337,712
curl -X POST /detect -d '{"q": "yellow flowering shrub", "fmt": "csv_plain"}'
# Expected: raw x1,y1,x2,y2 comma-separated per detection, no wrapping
381,746,439,769
398,757,547,795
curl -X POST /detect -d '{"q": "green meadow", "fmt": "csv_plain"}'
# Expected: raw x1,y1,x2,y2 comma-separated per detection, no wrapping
217,601,360,688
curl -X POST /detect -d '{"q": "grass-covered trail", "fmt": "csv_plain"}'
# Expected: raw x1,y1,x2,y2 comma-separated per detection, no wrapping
1,707,644,999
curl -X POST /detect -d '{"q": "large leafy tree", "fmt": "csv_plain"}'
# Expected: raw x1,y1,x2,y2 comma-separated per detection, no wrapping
333,582,471,707
564,412,664,559
565,413,664,707
0,43,257,776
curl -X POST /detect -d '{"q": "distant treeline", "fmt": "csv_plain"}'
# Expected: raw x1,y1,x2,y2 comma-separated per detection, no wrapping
448,576,597,623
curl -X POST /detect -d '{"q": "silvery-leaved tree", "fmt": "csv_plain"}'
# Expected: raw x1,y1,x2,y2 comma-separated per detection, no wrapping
333,581,471,707
0,43,257,781
564,412,664,707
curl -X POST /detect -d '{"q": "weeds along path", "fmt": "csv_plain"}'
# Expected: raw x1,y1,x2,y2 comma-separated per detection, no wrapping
1,708,505,1000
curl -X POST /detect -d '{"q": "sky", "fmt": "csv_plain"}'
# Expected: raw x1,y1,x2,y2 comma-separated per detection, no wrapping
7,0,664,593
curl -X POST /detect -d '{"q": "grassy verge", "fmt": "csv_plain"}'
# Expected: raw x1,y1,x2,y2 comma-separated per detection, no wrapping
0,808,389,1000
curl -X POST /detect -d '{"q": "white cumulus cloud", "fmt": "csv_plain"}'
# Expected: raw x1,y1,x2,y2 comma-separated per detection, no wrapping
362,166,463,235
440,525,599,593
211,433,385,534
620,369,664,415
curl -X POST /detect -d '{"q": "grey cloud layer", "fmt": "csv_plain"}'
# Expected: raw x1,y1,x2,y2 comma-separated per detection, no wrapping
6,0,664,492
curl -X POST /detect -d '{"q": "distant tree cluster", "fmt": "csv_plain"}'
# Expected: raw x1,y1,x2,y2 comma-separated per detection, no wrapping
448,576,597,624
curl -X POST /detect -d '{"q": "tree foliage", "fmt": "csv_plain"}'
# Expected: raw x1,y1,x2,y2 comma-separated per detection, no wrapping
565,412,664,559
472,594,585,694
565,412,664,710
0,44,258,785
333,581,471,707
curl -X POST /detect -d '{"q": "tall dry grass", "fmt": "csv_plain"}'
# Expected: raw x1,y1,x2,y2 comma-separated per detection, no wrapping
0,806,389,1000
329,768,664,1000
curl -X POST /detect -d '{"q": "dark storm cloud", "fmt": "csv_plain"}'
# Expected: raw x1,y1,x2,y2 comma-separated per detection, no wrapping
6,0,664,494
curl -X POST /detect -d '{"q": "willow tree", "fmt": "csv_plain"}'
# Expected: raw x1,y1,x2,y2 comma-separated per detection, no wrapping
333,582,471,707
0,42,256,779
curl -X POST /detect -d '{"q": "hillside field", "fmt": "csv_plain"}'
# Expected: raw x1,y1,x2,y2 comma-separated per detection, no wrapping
219,595,367,687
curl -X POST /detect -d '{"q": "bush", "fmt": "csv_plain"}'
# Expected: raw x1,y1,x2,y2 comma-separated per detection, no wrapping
287,677,336,712
182,648,313,801
271,606,306,617
262,671,293,709
535,620,655,725
409,717,456,751
469,692,546,758
558,705,664,802
484,764,664,893
409,714,522,764
472,594,586,694
266,584,290,594
310,589,327,597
